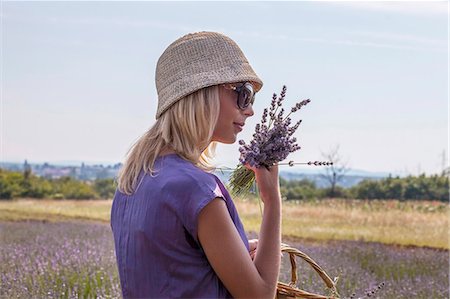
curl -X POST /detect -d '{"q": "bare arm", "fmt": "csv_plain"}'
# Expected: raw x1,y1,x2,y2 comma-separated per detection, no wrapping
198,165,281,299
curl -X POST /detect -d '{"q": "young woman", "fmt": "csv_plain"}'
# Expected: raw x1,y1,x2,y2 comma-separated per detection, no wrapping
111,31,282,299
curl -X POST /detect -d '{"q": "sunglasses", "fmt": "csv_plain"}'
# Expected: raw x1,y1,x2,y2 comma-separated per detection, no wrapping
223,82,255,110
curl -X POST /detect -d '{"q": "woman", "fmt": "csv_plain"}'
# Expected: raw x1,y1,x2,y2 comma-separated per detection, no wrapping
111,31,281,299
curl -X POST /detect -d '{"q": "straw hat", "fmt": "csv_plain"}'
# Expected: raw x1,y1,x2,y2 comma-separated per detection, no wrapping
155,31,263,119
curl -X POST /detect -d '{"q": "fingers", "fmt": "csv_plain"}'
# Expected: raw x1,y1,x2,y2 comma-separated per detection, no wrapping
248,238,258,260
248,239,259,251
250,249,256,260
243,163,256,173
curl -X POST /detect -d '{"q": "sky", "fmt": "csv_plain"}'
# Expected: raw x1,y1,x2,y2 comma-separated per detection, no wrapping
1,1,448,176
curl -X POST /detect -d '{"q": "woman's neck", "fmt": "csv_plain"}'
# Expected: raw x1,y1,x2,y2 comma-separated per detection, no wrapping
159,147,177,156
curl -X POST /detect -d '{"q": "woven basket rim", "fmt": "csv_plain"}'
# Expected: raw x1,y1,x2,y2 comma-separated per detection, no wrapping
276,243,340,299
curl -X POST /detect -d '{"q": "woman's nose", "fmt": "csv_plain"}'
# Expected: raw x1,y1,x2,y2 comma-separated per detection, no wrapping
243,104,254,117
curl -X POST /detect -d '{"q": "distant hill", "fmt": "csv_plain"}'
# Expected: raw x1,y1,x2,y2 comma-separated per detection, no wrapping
2,161,392,188
213,168,391,188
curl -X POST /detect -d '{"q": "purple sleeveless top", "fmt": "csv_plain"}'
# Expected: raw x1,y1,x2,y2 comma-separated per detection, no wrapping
111,154,249,298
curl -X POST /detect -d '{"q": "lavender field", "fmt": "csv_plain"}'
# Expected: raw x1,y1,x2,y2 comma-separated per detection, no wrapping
0,221,448,299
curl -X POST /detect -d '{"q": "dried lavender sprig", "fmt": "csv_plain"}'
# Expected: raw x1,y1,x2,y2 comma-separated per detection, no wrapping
268,85,287,128
283,98,311,123
279,160,334,167
214,161,333,172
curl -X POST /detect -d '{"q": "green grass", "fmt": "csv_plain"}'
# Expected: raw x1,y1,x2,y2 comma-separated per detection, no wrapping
223,198,449,249
0,197,448,249
0,199,111,222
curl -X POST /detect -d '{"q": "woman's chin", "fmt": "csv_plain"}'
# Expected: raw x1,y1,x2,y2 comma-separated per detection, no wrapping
222,139,236,145
211,130,240,144
216,136,237,144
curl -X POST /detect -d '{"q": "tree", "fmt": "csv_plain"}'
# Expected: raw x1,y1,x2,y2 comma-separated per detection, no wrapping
320,144,349,198
51,176,97,199
20,161,33,197
351,179,384,200
0,169,23,199
381,175,403,199
94,178,116,199
350,173,448,201
279,177,320,200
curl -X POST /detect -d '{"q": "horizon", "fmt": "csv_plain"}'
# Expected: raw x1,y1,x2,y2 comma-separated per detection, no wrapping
0,158,435,178
2,1,449,176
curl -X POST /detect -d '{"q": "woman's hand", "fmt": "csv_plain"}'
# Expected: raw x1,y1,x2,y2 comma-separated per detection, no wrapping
248,239,258,260
244,163,280,204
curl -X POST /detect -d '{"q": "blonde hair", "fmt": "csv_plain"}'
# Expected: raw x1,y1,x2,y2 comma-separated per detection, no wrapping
117,85,220,195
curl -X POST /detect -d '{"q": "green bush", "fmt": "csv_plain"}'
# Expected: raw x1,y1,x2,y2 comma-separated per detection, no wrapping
0,167,447,202
0,170,24,199
93,179,116,199
280,177,322,200
51,177,97,199
351,174,449,201
321,186,349,199
0,169,102,200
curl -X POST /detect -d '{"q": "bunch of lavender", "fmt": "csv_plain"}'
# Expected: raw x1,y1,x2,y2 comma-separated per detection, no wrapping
229,85,311,196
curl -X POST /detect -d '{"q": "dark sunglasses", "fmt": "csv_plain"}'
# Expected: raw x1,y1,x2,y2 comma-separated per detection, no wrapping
223,82,255,110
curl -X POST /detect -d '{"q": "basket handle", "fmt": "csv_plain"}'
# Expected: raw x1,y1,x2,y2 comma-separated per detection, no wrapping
278,243,339,298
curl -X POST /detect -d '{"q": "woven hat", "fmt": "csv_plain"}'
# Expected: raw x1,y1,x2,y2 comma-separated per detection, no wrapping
155,31,263,119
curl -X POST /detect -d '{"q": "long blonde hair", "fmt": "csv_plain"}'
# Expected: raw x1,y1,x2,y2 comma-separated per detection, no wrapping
117,85,220,195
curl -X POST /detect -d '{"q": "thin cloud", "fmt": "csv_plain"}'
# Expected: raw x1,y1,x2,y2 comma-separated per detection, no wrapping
5,12,445,53
350,30,446,47
231,30,446,53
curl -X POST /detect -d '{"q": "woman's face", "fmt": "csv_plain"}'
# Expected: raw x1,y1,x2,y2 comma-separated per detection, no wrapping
212,84,255,144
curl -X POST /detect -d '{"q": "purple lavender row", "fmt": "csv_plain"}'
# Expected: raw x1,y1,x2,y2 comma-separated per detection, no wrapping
2,221,448,298
0,221,121,298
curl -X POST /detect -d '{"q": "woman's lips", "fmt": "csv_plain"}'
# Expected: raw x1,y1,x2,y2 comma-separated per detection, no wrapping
233,123,244,132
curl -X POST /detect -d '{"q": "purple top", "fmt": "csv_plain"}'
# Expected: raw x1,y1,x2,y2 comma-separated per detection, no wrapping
111,154,249,298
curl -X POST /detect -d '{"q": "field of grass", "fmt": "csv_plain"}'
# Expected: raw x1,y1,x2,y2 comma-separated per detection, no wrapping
238,198,449,249
0,199,111,222
1,197,447,249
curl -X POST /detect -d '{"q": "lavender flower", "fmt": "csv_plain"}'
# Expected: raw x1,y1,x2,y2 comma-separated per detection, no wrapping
229,85,310,195
2,222,448,298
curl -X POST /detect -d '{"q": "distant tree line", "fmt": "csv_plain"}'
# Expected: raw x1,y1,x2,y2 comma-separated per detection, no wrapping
0,169,116,200
0,168,448,201
280,173,449,202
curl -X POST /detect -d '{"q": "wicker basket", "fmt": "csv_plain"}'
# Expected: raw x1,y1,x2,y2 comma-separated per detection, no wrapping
276,243,340,299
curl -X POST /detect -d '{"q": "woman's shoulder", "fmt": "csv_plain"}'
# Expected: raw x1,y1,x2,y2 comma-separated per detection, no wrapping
154,154,219,189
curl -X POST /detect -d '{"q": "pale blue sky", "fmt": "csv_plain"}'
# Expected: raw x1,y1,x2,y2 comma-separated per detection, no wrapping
2,1,448,175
